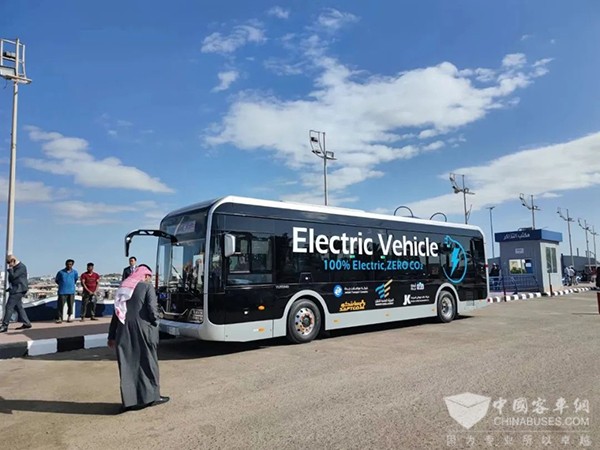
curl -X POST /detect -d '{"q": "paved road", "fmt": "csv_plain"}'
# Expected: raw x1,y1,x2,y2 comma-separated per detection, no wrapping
1,292,598,449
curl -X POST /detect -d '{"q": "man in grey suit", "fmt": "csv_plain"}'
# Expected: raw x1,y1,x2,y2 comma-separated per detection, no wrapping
0,255,32,332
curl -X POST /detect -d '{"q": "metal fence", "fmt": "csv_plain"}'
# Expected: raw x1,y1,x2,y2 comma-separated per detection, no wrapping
489,274,541,294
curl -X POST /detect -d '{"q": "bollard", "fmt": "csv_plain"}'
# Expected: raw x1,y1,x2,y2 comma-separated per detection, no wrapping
597,292,600,315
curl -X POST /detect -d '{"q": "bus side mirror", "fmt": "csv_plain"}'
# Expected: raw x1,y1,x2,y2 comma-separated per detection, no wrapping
224,234,236,257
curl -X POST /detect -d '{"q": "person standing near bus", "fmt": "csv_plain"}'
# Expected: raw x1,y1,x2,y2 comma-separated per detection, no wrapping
121,256,137,280
80,262,100,321
55,259,78,323
0,255,32,332
108,264,169,412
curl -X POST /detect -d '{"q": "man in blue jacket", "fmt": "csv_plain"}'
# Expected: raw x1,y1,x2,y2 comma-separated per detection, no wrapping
55,259,78,323
0,255,32,332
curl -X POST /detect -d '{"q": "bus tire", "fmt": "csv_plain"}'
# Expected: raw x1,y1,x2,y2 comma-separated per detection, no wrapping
437,290,456,323
287,299,321,344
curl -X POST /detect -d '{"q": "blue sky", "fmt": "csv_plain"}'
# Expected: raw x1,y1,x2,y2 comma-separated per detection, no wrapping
0,1,599,276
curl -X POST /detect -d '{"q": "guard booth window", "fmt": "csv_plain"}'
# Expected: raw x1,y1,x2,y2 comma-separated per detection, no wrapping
227,233,273,285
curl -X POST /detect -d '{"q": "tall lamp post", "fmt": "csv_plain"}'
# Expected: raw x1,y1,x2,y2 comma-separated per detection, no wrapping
486,206,496,259
591,227,598,267
309,130,335,206
557,208,575,271
519,193,540,229
578,218,592,273
449,173,475,224
1,38,31,315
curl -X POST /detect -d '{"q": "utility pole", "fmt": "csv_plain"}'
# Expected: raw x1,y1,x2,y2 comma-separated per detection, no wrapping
519,193,540,229
309,130,336,206
0,38,32,316
449,173,475,224
578,218,591,274
486,206,496,258
557,208,575,270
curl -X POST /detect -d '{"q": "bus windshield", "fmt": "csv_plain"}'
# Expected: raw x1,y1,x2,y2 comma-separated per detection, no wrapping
158,211,207,293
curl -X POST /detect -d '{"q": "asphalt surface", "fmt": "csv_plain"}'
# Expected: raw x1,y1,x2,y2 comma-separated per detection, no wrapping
0,292,598,450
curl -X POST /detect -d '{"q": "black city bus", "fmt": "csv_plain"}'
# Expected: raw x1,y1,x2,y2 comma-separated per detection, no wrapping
125,196,489,344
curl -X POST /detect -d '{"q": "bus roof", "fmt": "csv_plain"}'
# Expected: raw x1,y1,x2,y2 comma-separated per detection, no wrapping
164,195,484,234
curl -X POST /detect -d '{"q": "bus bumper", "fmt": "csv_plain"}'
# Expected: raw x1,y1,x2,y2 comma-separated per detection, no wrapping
159,319,203,339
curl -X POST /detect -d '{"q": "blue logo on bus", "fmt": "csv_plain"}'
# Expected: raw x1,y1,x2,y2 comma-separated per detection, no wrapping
442,235,467,284
333,285,344,298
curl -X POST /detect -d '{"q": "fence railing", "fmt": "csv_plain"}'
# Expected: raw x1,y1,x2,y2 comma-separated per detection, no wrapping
489,274,541,294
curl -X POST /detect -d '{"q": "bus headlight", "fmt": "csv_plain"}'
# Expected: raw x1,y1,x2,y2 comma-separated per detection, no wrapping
188,308,204,324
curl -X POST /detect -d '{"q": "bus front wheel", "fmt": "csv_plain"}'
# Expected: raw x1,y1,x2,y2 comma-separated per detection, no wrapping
437,291,456,323
287,299,322,344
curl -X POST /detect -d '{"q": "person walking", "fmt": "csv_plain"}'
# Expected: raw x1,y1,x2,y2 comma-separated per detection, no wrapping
55,259,78,323
108,264,169,413
80,262,100,321
0,255,32,332
122,256,137,281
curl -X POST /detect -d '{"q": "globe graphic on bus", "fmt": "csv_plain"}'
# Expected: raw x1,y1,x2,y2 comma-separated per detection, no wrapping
333,285,344,298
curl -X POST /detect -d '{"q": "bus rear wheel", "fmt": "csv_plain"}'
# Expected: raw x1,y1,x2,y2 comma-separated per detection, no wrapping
437,291,456,323
287,299,321,344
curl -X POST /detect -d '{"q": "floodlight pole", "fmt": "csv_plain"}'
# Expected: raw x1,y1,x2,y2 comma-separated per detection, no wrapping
486,206,495,259
591,227,598,267
578,219,591,272
557,208,575,271
519,193,540,229
449,173,475,224
0,38,31,316
309,130,336,206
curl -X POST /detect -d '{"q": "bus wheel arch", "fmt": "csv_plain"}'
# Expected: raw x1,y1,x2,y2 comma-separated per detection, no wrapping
436,287,457,323
286,298,323,344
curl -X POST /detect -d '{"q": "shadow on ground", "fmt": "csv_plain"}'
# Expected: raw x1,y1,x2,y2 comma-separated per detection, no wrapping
0,396,120,415
27,315,467,362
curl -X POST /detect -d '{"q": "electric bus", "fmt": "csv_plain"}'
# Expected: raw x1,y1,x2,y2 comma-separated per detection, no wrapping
125,196,489,344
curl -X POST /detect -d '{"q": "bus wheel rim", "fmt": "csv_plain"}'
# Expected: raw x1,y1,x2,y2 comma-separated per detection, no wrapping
441,296,453,319
295,307,315,335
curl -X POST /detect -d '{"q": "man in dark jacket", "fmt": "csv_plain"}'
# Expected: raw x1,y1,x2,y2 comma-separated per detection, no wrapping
121,256,137,281
0,255,32,332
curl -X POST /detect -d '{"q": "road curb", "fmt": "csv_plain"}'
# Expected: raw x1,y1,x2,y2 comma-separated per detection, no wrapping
0,333,108,360
487,287,591,303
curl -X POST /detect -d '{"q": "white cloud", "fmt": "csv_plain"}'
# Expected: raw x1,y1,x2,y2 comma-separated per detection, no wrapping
23,125,174,193
267,6,290,19
205,52,550,203
404,132,600,217
201,24,266,54
520,34,532,41
316,8,358,31
51,200,168,225
212,70,239,92
0,177,55,202
502,53,527,68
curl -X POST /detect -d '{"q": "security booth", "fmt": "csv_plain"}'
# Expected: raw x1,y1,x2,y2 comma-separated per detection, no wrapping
494,228,563,294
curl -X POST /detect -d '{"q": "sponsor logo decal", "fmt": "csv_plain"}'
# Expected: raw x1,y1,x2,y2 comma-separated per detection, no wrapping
339,300,366,312
410,282,425,291
333,285,344,298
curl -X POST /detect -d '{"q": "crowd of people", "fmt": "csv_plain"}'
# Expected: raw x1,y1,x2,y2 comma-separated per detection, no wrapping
1,254,169,413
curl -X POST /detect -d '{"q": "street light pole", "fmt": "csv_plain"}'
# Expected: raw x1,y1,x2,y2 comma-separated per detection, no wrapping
1,38,31,316
519,193,540,229
486,206,495,259
591,227,598,266
449,173,475,224
557,208,575,271
309,130,336,206
578,218,591,273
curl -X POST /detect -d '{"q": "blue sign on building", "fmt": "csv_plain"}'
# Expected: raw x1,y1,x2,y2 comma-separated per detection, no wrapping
495,229,562,243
